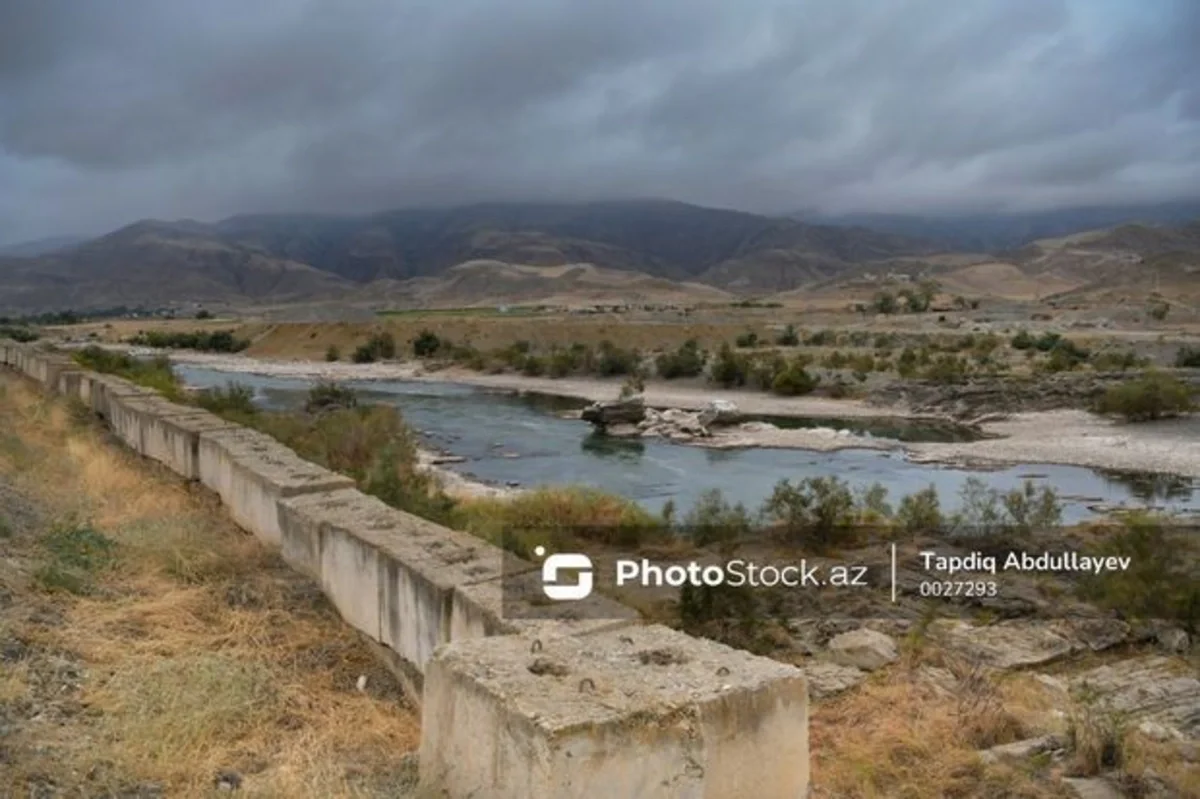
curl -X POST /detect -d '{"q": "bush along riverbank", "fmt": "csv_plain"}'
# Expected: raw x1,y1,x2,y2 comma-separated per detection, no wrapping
63,344,1200,798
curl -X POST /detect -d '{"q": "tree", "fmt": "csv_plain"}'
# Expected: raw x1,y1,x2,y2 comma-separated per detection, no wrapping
873,292,899,314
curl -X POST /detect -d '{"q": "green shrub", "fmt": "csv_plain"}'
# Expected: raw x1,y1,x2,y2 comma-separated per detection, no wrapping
709,343,749,388
520,355,546,377
771,362,819,396
412,330,441,358
656,339,706,379
896,485,942,535
735,331,759,348
897,347,919,378
822,350,849,369
0,325,39,342
547,348,578,378
806,329,838,347
126,329,249,353
1039,340,1090,373
873,292,899,314
775,325,800,346
1176,347,1200,368
1010,330,1035,350
35,522,116,595
762,476,857,551
324,345,340,362
1034,331,1062,352
595,341,639,376
683,489,752,547
922,354,968,384
195,382,257,417
1090,350,1143,372
1146,298,1170,321
1095,371,1194,422
73,346,183,400
951,478,1061,536
750,352,786,391
304,381,357,414
353,331,396,363
1001,481,1062,534
1076,513,1199,629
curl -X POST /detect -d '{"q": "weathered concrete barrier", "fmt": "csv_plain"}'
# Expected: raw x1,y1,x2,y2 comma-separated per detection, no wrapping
0,340,809,798
420,623,810,798
197,426,355,546
277,488,636,695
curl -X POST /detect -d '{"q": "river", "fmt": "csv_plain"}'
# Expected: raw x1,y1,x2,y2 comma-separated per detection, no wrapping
176,366,1198,524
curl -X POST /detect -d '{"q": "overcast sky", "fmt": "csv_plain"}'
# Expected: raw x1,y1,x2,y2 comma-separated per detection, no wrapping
1,0,1198,244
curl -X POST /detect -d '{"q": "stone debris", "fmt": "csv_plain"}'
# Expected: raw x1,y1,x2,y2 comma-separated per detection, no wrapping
802,662,867,700
1069,656,1200,741
826,628,898,672
1063,778,1124,799
929,618,1131,671
978,734,1065,765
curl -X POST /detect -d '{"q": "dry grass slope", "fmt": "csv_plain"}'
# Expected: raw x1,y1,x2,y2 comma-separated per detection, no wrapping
0,375,420,797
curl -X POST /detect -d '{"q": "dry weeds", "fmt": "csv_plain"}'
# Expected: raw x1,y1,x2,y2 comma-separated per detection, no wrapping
0,375,420,798
808,666,1071,799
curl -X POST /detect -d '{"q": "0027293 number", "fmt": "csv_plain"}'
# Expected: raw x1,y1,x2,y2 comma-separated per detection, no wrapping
917,581,998,598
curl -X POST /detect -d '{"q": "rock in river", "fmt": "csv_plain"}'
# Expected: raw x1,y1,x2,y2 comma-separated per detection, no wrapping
580,395,646,428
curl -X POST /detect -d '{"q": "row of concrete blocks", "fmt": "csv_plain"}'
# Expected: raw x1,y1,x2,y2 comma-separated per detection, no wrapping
0,341,809,798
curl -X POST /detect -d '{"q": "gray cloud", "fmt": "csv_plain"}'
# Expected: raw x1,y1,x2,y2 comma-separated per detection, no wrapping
1,0,1197,244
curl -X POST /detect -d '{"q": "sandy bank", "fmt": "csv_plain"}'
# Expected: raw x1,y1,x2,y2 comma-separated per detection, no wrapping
107,347,1200,479
908,410,1200,479
141,349,910,419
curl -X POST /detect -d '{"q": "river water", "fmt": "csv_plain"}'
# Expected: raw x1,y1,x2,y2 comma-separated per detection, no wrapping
176,366,1197,524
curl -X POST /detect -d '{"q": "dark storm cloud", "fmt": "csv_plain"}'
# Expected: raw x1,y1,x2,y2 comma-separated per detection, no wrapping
0,0,1197,243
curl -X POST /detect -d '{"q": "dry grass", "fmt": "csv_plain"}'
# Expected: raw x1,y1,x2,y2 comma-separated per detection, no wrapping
809,666,1072,799
243,318,800,360
0,375,420,798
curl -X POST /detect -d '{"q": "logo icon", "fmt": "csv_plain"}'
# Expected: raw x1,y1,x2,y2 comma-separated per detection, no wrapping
536,546,594,600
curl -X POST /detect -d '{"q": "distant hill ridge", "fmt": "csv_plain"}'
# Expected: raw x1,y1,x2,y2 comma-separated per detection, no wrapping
1,199,1198,312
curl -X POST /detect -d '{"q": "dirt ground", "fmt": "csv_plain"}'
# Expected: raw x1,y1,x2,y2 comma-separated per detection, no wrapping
0,374,420,798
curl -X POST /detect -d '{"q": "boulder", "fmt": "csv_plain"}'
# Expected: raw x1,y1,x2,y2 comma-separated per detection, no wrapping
581,395,646,428
1069,656,1200,740
930,620,1074,669
1156,627,1191,655
802,662,866,700
697,399,742,428
827,628,898,671
978,734,1065,765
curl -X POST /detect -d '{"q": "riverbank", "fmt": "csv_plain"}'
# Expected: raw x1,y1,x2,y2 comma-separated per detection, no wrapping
94,347,1200,479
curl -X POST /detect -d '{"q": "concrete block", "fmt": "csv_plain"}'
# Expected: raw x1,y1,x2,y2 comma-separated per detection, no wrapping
451,563,639,644
198,427,353,546
105,394,240,479
39,356,76,392
147,410,241,480
277,490,509,676
90,374,156,419
55,369,86,400
419,624,810,799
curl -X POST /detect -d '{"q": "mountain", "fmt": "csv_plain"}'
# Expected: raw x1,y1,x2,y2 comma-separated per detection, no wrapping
923,220,1200,303
799,199,1200,253
0,220,356,314
0,234,88,257
0,200,941,312
214,200,940,283
394,260,734,307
